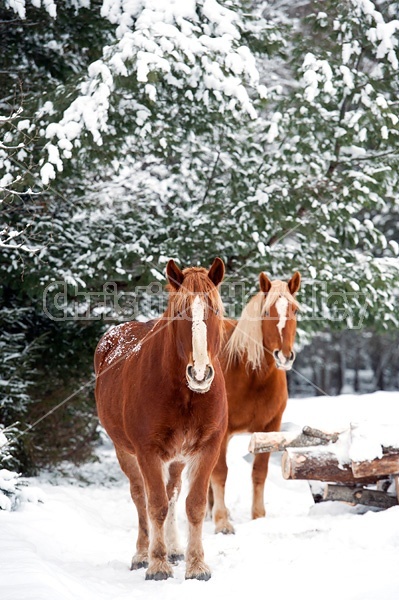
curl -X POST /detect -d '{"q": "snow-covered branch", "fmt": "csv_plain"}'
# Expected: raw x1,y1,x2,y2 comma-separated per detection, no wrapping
40,0,270,184
0,227,39,253
4,0,57,19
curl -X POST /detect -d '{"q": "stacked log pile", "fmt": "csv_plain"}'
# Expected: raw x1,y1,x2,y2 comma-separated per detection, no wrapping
249,425,399,509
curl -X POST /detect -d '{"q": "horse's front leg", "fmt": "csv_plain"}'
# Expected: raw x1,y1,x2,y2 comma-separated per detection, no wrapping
185,444,221,581
252,415,283,519
138,455,173,580
114,447,149,570
210,436,235,534
251,451,271,519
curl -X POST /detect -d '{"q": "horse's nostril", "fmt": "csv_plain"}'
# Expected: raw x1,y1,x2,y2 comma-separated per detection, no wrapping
273,350,279,360
187,365,194,379
205,365,214,381
289,351,296,362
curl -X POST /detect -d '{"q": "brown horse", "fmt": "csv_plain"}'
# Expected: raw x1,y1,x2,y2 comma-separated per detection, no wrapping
210,271,301,534
94,258,227,580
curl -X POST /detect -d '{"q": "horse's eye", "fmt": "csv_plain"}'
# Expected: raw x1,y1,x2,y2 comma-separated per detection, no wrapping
215,309,219,316
265,311,269,317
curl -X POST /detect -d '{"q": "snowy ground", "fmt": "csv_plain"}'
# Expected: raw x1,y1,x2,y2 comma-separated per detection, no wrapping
2,391,399,600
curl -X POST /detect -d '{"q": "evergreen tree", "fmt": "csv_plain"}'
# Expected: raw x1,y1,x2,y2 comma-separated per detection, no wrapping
34,0,399,329
1,0,398,472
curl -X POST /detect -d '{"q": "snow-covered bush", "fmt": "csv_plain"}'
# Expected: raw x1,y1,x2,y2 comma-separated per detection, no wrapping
0,427,26,511
0,466,44,512
0,426,45,511
0,468,23,511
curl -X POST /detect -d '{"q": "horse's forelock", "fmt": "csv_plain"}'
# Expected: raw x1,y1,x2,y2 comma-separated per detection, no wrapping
167,268,224,318
262,280,299,314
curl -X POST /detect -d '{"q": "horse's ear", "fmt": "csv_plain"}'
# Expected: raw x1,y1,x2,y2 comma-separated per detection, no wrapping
166,259,184,290
259,272,272,294
288,271,301,295
208,257,225,287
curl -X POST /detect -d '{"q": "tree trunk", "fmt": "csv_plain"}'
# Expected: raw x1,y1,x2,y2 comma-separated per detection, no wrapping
353,354,359,392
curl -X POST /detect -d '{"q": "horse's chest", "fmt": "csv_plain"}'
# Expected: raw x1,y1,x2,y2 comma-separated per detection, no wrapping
181,430,206,455
160,424,209,461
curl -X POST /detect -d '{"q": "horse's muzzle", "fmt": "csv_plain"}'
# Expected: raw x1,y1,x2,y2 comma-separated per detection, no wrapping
273,349,296,371
186,364,215,393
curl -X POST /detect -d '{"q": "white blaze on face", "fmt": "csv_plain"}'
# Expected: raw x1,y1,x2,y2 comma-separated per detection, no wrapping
275,296,288,340
191,296,209,381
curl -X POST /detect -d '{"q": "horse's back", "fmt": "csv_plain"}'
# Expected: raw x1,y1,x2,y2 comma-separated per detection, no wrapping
94,319,158,453
94,319,156,374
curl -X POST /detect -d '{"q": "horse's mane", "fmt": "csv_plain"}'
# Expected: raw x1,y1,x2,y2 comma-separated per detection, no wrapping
165,267,224,320
225,280,299,371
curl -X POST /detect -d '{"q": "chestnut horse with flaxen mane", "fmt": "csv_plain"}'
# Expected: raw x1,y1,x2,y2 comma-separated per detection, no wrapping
95,258,227,580
210,271,301,534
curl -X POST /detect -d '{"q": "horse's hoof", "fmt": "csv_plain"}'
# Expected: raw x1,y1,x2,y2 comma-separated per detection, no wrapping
131,560,149,570
145,570,173,581
185,560,211,581
168,553,184,564
252,511,266,520
131,553,149,570
185,570,211,581
145,560,173,580
215,523,235,535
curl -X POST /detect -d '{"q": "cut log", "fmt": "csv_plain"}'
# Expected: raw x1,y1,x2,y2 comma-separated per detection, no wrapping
281,448,379,484
323,484,398,509
250,424,399,457
351,454,399,478
249,427,339,454
395,475,399,503
250,425,399,490
302,426,339,442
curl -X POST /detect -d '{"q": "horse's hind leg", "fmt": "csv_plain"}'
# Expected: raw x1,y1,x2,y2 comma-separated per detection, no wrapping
206,482,214,519
115,447,149,570
210,436,235,534
165,461,184,563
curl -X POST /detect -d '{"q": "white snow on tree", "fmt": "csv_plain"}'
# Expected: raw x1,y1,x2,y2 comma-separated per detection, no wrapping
40,0,269,181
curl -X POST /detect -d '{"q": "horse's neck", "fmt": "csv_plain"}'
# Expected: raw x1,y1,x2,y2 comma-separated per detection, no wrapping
223,320,277,381
152,318,187,371
256,348,277,382
222,318,237,342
